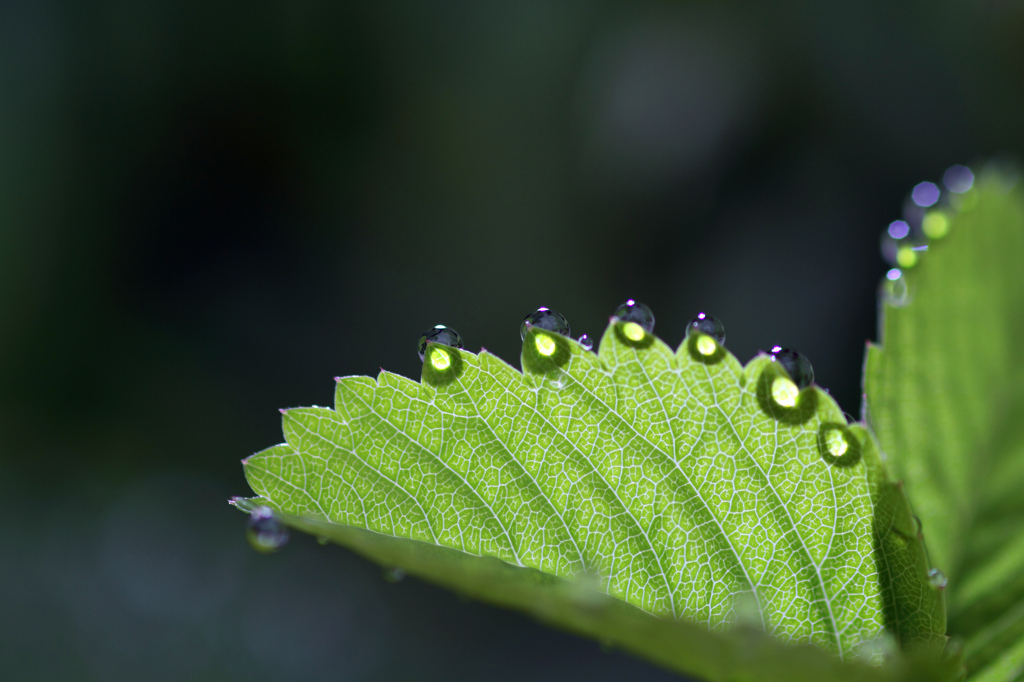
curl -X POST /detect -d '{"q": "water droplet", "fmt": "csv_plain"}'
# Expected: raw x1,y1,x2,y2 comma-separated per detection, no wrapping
928,568,948,590
921,210,950,240
613,299,655,334
881,269,912,307
684,313,726,365
520,307,571,341
522,326,571,374
757,351,818,425
817,423,863,467
612,300,656,348
943,164,974,193
246,506,289,554
549,374,567,390
535,334,557,357
825,429,848,456
383,567,406,583
686,312,726,344
578,333,594,351
769,346,814,388
417,325,463,362
912,181,941,207
421,328,466,387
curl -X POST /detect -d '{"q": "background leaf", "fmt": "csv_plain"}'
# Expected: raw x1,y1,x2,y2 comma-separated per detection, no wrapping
864,168,1024,680
242,319,945,680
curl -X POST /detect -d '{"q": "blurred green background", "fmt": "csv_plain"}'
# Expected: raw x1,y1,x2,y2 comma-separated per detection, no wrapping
2,1,1023,679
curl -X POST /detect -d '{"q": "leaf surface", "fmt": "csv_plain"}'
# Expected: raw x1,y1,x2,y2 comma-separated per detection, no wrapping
242,314,944,679
864,168,1024,681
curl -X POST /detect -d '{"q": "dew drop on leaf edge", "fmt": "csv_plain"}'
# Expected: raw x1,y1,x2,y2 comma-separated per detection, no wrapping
578,333,594,351
613,299,655,334
928,568,948,590
686,312,726,344
520,307,571,341
417,325,464,362
769,346,814,389
881,269,912,308
246,506,289,554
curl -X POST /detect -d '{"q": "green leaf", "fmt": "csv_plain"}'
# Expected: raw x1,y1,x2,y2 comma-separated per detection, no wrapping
864,169,1024,681
240,314,945,680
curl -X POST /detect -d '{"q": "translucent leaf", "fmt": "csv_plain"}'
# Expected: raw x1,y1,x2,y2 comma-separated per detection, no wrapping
864,167,1024,681
240,315,945,680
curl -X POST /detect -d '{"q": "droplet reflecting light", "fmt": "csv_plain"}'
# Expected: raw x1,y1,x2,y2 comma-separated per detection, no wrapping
696,335,717,356
825,429,849,457
520,307,571,341
928,568,948,590
771,377,800,407
535,333,557,357
417,325,464,362
622,322,646,342
686,312,726,344
769,346,814,388
613,299,655,333
430,348,452,371
578,334,594,351
881,269,912,307
246,506,289,554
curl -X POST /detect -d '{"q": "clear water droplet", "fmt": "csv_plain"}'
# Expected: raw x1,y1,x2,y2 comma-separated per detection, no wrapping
520,307,571,341
817,423,863,467
881,269,912,307
928,568,948,589
613,299,655,334
912,181,941,207
578,333,594,351
769,346,814,388
246,506,289,553
417,325,463,362
383,566,406,583
686,312,726,344
943,165,974,194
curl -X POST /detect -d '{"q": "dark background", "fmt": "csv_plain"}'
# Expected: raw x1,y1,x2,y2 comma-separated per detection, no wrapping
2,1,1022,680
